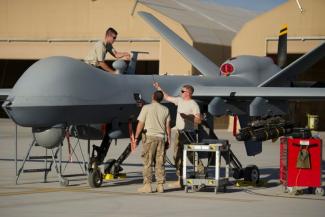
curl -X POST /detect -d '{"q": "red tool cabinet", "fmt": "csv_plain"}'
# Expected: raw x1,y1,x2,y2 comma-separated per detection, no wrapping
280,137,324,195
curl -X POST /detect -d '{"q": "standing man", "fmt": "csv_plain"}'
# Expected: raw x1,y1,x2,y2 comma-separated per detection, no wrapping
84,27,131,74
153,82,204,188
135,91,171,193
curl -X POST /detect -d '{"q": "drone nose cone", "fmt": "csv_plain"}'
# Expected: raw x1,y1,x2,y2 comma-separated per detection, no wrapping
6,56,118,127
12,56,109,102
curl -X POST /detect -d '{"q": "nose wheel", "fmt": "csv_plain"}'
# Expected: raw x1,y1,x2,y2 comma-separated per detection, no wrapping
88,166,103,188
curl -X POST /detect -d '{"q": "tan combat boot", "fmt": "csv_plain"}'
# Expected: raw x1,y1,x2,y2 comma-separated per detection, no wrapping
137,183,152,193
168,177,182,188
156,184,164,193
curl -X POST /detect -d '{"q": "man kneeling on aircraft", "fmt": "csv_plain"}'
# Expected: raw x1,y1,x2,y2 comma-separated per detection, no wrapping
134,91,171,193
84,27,131,74
154,82,204,188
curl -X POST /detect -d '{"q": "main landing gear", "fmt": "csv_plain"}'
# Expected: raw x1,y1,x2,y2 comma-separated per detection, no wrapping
224,149,260,185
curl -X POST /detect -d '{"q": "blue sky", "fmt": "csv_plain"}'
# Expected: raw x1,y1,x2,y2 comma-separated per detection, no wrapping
201,0,287,12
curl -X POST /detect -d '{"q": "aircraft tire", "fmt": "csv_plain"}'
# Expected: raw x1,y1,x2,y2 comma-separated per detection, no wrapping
315,187,325,196
244,165,260,185
232,168,243,180
88,168,103,188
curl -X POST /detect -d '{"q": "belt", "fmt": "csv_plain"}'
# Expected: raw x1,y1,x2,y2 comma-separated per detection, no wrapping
178,129,197,134
146,134,164,138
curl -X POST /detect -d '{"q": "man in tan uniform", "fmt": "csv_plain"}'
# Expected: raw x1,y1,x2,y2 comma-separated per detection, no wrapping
135,91,171,193
84,27,130,74
154,83,204,188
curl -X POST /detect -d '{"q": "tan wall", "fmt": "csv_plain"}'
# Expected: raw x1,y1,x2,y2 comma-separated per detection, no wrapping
232,0,325,56
0,0,192,75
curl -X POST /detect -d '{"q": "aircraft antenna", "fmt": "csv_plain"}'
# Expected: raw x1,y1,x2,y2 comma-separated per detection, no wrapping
296,0,303,13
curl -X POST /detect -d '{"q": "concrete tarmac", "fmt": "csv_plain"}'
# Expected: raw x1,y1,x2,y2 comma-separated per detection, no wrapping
0,119,324,217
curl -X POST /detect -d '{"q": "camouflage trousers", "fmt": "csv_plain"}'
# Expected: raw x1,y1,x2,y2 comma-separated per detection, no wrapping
141,135,166,184
174,131,205,178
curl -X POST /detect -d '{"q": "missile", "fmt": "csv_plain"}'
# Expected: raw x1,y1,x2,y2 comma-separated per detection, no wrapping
236,117,294,142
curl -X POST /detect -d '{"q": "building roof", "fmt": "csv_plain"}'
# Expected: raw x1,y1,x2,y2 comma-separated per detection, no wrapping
141,0,258,45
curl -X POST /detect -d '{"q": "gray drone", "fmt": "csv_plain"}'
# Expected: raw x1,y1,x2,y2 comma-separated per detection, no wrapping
1,12,325,187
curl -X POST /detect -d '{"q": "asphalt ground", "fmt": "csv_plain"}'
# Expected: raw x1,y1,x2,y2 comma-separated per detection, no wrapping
0,118,324,217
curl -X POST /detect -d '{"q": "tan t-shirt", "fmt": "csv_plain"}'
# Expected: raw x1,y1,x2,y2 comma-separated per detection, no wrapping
84,41,115,66
170,97,200,130
137,102,170,138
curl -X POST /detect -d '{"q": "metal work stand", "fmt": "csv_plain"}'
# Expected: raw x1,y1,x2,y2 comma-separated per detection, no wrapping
14,124,87,186
15,138,64,185
62,132,88,176
183,141,230,193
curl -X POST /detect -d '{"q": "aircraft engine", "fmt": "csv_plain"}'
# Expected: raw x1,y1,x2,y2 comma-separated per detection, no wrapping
32,125,65,149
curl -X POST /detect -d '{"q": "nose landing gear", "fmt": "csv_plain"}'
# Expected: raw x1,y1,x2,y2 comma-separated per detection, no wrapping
87,126,134,188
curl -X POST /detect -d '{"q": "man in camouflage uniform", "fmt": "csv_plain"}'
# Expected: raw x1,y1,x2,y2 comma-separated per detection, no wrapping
154,83,204,188
135,91,171,193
